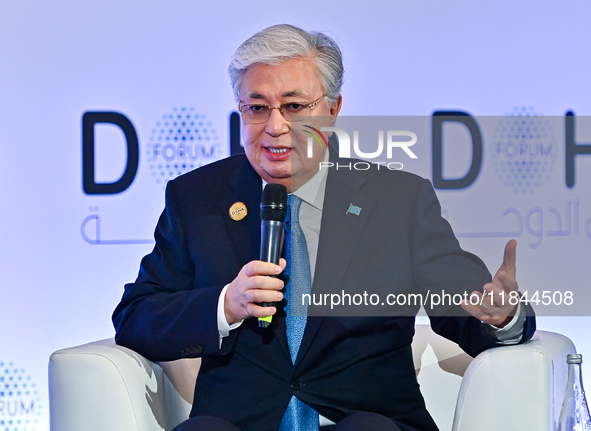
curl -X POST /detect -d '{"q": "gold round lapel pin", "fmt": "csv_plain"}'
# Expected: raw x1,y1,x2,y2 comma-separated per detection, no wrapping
229,202,247,221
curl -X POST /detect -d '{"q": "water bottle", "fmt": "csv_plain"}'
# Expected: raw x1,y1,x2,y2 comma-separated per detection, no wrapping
558,354,591,431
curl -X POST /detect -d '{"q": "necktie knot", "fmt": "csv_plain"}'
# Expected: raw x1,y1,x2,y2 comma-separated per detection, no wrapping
285,194,302,228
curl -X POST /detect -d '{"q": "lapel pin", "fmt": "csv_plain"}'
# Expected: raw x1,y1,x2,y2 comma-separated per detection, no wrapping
346,203,362,216
229,202,248,221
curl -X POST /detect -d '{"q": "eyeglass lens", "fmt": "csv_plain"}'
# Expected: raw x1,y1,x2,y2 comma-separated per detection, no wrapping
241,104,311,124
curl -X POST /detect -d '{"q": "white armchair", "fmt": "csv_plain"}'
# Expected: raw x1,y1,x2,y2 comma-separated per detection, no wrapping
49,328,575,431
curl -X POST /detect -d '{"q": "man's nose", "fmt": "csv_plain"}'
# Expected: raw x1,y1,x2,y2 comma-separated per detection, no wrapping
265,107,290,137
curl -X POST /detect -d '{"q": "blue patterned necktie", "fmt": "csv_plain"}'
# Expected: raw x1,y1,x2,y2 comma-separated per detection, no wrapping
278,195,319,431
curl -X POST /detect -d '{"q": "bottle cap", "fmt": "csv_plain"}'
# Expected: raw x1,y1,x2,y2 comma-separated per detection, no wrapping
567,354,583,364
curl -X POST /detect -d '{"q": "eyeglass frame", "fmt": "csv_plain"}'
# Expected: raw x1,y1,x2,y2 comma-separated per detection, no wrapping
237,94,327,124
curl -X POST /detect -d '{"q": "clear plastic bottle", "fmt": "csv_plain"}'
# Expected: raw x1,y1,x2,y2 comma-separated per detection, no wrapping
558,354,591,431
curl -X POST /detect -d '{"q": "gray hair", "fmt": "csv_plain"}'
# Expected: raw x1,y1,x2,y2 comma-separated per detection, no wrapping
229,24,344,107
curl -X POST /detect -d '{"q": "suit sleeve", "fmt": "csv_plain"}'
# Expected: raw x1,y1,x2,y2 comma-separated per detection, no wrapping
410,178,535,357
112,180,226,362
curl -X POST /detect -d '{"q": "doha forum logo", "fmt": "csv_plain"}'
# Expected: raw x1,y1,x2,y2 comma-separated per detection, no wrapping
491,107,557,194
81,107,224,244
0,361,41,431
146,107,222,186
82,107,223,195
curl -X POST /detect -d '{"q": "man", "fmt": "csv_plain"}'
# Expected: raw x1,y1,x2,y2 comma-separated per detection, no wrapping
113,24,535,431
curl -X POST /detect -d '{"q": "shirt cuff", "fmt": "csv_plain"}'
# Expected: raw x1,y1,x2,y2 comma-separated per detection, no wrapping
483,302,525,344
217,284,244,348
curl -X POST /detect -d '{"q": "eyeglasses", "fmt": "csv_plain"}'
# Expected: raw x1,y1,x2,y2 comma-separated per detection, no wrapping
238,95,326,124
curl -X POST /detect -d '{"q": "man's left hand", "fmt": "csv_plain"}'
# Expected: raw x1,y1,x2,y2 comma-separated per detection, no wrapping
461,239,519,328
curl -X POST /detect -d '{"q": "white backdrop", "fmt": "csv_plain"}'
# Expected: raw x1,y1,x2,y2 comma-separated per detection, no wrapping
1,1,590,430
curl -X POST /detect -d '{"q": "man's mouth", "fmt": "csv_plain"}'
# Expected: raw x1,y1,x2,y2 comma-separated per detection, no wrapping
264,146,291,161
268,148,290,154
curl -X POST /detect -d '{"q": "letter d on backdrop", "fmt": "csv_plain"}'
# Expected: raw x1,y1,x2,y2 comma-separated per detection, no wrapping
82,111,139,195
432,111,482,190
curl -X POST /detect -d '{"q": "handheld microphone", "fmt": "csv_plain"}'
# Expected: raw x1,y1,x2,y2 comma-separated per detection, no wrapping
258,183,288,328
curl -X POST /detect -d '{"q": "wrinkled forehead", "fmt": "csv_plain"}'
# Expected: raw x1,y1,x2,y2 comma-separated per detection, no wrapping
238,58,324,101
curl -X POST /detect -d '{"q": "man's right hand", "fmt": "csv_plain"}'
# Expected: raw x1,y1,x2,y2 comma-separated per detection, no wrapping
224,258,287,325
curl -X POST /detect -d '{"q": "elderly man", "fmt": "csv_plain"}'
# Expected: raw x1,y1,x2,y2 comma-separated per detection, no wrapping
113,24,535,431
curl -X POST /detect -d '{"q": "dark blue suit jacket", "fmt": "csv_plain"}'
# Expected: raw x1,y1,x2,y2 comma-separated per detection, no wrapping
113,153,536,431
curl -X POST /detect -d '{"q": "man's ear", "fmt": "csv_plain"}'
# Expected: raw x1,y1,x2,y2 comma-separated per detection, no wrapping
329,95,343,126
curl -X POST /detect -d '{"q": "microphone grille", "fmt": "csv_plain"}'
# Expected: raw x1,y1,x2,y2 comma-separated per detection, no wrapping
260,183,288,222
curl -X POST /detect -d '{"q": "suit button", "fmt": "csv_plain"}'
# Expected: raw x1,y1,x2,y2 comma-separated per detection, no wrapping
195,345,203,354
291,381,302,391
180,349,187,357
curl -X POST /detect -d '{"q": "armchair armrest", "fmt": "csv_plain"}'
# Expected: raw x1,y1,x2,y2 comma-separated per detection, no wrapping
49,339,200,431
453,331,575,431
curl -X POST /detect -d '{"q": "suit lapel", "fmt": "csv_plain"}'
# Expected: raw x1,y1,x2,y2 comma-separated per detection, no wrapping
295,150,375,369
218,157,262,267
314,161,374,295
